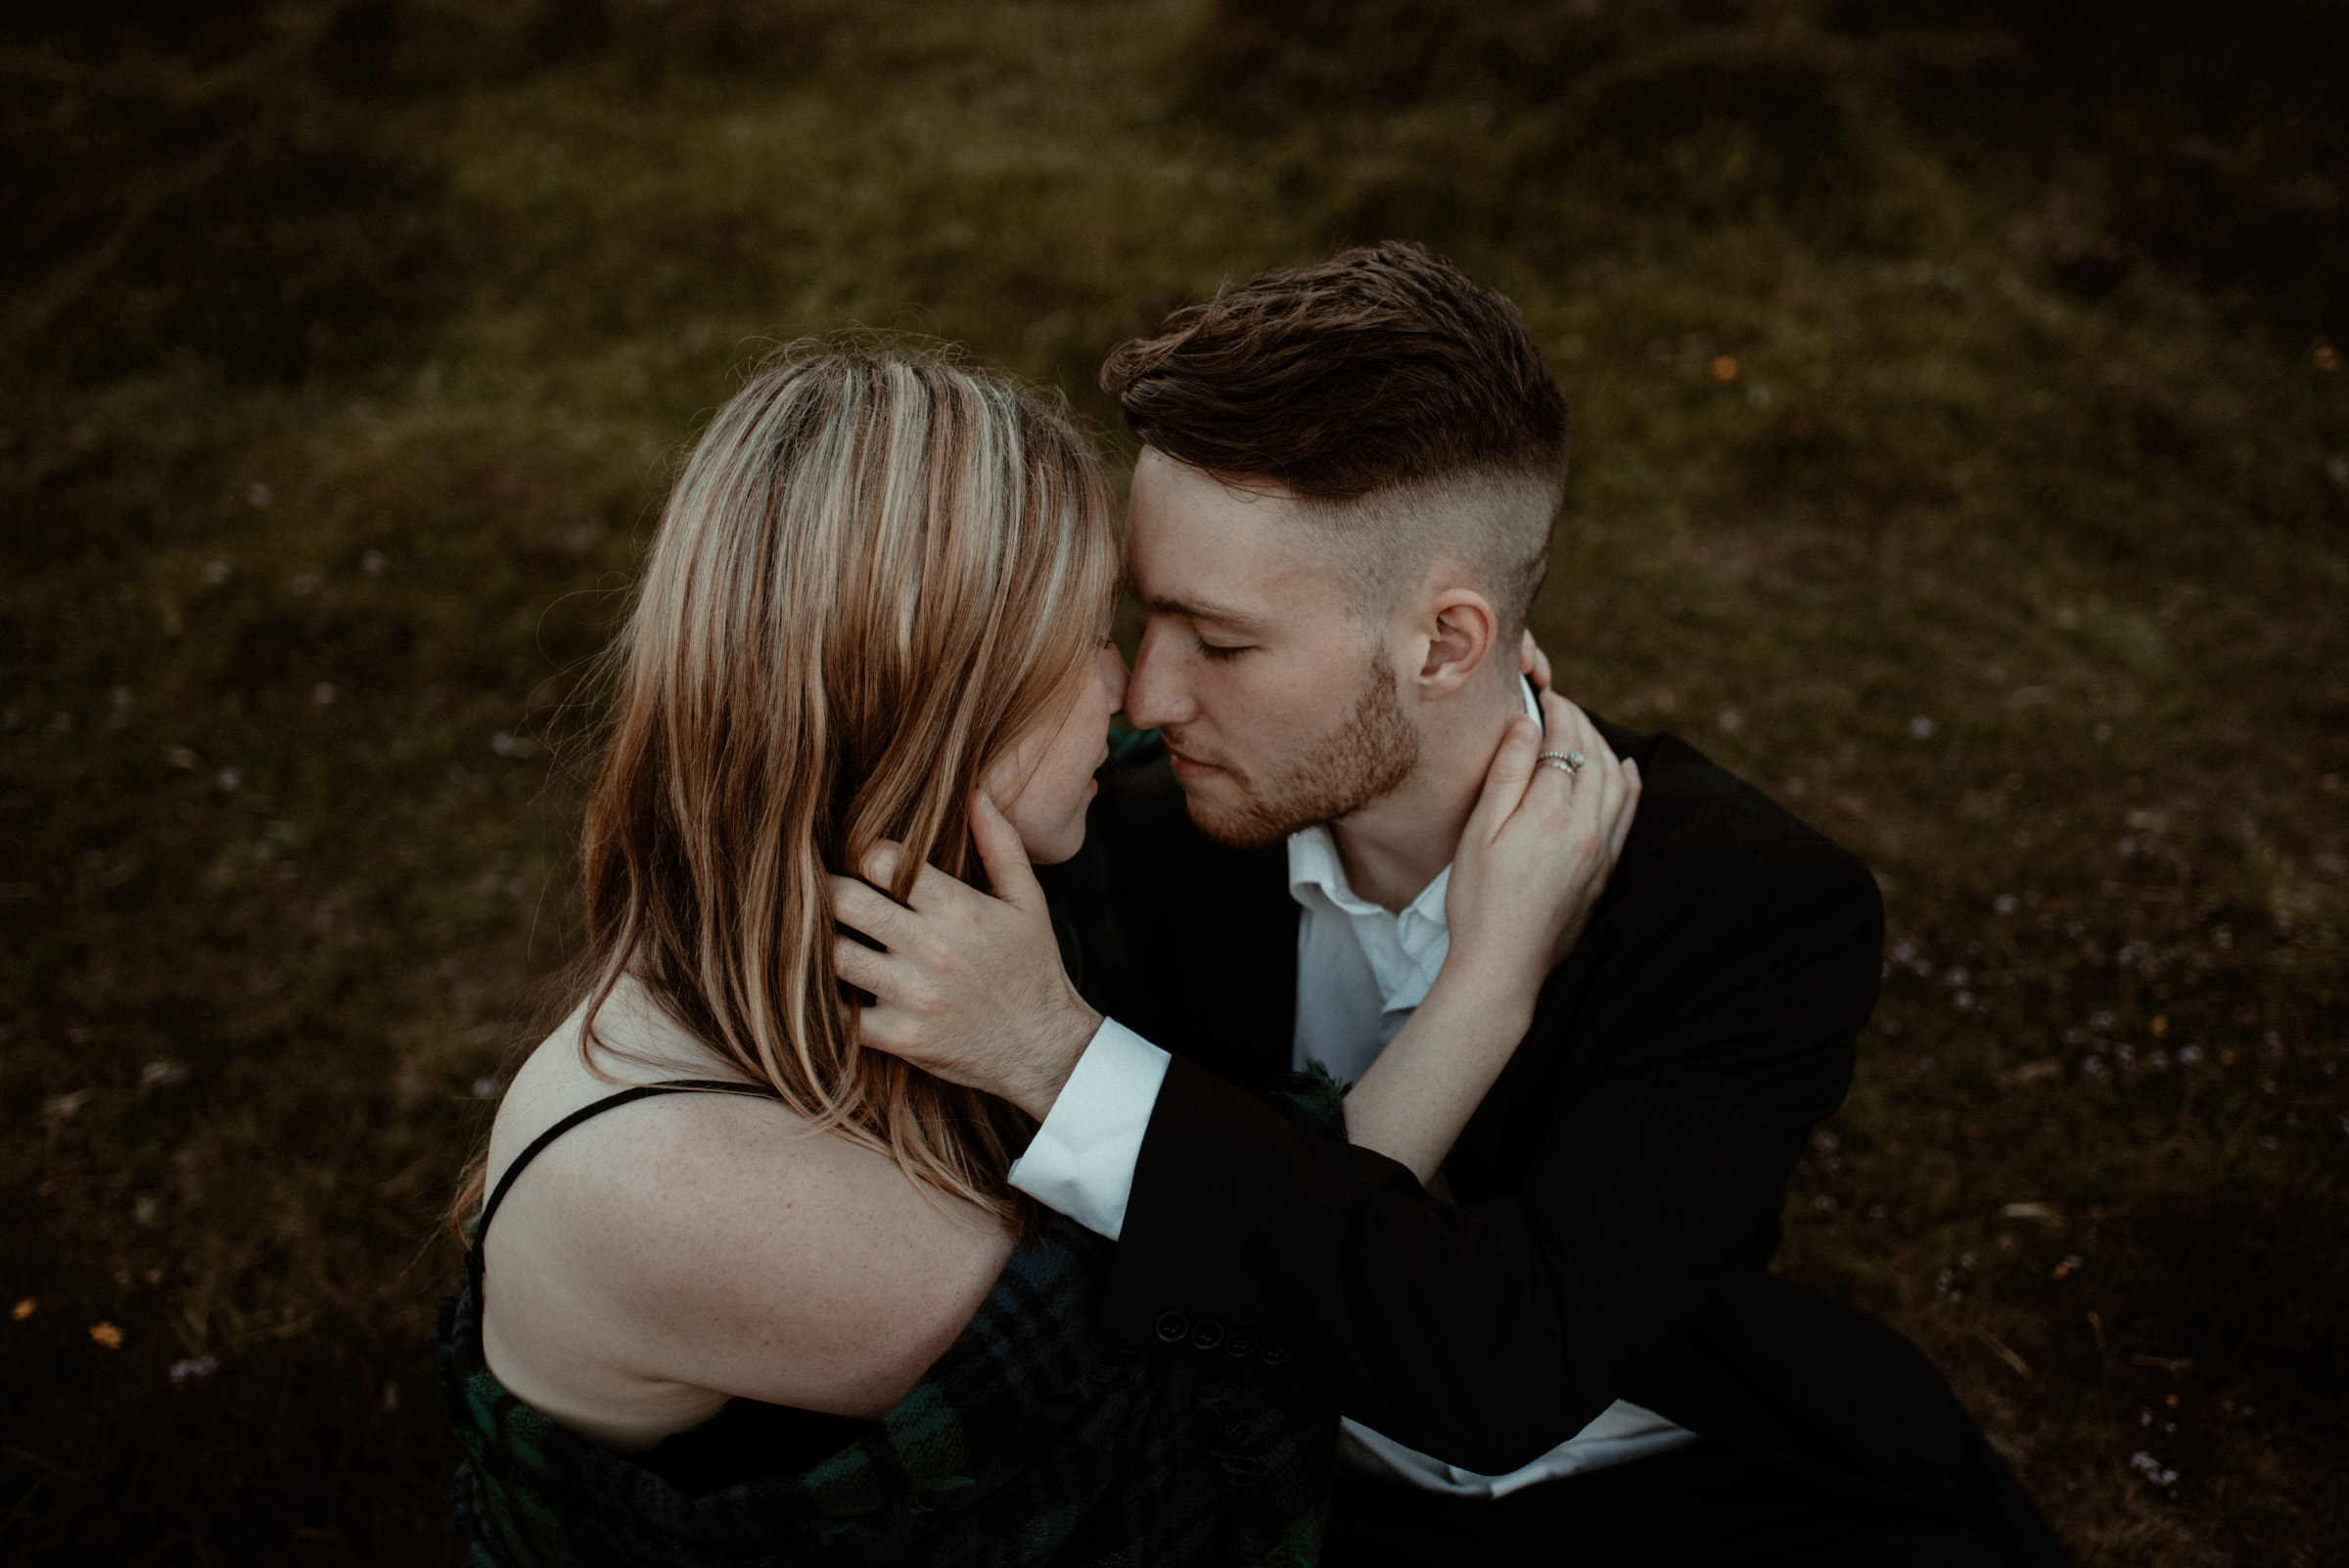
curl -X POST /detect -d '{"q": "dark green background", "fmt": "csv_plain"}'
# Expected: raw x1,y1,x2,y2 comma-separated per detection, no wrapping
4,2,2344,1562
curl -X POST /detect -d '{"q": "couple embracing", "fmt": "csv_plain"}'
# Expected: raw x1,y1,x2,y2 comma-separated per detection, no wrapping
438,244,2069,1566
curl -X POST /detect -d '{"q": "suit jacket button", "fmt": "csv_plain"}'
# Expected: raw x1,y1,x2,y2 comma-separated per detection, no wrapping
1190,1318,1224,1351
1260,1338,1291,1366
1223,1330,1259,1360
1155,1311,1190,1343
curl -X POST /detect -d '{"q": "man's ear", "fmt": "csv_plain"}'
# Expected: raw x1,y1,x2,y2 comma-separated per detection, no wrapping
1412,583,1500,700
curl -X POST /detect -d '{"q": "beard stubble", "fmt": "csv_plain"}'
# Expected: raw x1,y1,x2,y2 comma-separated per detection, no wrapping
1177,654,1421,850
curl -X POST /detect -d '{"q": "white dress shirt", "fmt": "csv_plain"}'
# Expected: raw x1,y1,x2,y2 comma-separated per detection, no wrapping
1009,680,1696,1495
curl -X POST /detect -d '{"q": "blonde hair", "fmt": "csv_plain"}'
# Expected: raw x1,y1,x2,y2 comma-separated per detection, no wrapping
455,348,1119,1232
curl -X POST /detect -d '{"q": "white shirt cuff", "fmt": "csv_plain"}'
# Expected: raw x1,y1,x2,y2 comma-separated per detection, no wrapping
1007,1017,1170,1240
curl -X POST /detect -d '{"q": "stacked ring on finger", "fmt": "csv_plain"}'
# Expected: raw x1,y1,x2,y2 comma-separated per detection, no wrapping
1537,750,1587,776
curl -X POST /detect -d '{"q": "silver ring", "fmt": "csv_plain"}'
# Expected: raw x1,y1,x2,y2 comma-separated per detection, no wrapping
1537,750,1586,774
1538,756,1580,775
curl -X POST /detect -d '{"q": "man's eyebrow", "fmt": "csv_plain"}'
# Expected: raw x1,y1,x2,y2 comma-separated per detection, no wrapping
1139,593,1271,629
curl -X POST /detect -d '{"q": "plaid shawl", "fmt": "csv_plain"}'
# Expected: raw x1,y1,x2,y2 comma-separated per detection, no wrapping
438,1076,1347,1568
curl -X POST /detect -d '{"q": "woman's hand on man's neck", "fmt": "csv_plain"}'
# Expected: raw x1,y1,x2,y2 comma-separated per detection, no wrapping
1329,665,1533,914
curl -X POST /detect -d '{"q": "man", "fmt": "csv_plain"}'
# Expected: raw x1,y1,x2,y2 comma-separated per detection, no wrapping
856,244,2066,1565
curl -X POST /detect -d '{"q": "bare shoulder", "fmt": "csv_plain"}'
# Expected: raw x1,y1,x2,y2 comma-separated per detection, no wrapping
563,1086,1015,1412
483,993,1015,1426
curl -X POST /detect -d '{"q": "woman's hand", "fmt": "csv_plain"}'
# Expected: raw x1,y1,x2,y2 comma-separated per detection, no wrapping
1340,689,1639,1182
1443,687,1639,996
1519,628,1552,693
828,792,1102,1122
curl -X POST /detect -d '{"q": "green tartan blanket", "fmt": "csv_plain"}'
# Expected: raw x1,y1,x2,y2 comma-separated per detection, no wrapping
438,1078,1347,1567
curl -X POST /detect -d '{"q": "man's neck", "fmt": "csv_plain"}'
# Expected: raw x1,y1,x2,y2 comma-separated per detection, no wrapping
1328,670,1527,913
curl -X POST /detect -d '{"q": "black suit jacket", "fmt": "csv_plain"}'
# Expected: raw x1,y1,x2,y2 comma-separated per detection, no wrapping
1040,719,2067,1565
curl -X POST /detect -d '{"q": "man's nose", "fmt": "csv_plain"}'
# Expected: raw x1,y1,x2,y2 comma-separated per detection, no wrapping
1123,623,1192,731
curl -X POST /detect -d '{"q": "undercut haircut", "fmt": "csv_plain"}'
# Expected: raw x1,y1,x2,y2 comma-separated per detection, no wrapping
1102,242,1570,636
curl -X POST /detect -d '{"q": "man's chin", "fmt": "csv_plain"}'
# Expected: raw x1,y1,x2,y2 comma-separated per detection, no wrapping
1178,781,1299,852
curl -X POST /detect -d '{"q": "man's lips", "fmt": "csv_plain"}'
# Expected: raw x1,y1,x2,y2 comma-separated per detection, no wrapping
1166,748,1223,781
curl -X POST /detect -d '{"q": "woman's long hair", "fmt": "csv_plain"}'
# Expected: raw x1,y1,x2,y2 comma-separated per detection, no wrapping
452,349,1119,1233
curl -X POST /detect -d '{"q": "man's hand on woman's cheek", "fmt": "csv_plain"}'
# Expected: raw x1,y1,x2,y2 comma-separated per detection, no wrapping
828,790,1102,1122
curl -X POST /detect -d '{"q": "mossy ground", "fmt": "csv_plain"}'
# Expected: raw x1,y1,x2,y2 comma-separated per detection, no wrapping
4,2,2343,1562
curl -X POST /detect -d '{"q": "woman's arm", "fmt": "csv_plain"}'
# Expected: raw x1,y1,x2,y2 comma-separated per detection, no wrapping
1341,689,1638,1180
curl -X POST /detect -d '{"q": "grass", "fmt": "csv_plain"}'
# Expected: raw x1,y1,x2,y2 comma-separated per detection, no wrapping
3,1,2343,1562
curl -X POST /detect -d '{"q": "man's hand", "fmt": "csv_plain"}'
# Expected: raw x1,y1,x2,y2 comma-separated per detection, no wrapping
829,791,1103,1122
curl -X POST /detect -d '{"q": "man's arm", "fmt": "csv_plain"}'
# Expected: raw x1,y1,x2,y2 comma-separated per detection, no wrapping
1102,834,1879,1473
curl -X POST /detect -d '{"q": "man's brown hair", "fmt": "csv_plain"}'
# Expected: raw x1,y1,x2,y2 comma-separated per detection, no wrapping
1104,241,1568,498
1102,242,1570,634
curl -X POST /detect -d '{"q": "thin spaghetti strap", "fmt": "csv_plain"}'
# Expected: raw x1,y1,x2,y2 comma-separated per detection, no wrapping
471,1078,784,1257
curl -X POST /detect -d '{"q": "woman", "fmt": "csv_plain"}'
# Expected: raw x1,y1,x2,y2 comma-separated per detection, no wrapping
440,348,1635,1567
